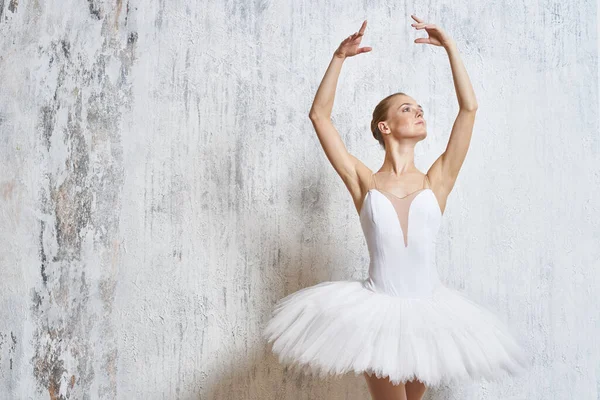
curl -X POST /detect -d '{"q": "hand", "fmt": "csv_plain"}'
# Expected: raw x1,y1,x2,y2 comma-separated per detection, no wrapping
334,20,372,59
410,15,454,48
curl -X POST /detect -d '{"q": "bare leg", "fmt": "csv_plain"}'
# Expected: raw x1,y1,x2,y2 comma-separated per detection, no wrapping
405,379,427,400
363,372,407,400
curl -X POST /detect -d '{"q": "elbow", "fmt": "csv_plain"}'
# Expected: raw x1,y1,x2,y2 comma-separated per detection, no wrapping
309,111,326,121
461,104,478,112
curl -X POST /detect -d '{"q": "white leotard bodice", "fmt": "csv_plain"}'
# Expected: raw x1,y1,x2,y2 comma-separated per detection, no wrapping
359,173,443,298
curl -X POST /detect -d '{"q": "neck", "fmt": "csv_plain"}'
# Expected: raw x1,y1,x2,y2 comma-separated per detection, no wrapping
380,144,417,176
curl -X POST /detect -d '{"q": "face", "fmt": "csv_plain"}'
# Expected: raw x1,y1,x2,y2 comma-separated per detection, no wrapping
378,95,426,140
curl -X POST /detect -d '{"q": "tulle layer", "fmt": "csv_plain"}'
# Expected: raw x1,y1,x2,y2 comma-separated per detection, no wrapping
263,279,529,388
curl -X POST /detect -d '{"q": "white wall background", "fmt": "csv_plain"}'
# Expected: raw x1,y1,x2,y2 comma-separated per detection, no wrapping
0,0,598,399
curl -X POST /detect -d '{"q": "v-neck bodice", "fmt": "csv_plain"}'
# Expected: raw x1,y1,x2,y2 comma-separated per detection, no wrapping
359,172,443,297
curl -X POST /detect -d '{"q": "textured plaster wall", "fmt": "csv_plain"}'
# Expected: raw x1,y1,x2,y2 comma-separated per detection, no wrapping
0,0,598,399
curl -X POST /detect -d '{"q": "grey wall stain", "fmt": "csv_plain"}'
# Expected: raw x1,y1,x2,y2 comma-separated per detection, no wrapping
87,0,101,20
7,0,16,14
0,331,17,372
17,4,136,398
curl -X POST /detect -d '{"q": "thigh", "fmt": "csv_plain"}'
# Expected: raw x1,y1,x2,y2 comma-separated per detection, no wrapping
363,372,407,400
405,379,427,400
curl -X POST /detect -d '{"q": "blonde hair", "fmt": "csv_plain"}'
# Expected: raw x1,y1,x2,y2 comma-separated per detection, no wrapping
370,92,407,150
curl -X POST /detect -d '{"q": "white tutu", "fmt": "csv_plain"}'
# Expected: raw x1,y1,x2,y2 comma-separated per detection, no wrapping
263,279,530,388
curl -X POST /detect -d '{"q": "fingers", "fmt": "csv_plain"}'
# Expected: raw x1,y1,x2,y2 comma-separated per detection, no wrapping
358,19,367,35
411,14,424,23
411,23,436,30
341,20,368,47
346,31,363,42
344,35,358,44
414,38,431,44
347,20,367,41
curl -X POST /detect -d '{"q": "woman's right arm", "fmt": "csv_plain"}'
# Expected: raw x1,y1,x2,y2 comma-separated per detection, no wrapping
309,21,372,209
308,54,356,181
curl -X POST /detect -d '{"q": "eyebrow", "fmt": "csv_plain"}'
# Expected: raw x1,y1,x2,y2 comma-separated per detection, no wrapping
399,103,423,110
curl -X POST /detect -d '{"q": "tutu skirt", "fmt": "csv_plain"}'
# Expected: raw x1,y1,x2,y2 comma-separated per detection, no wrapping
263,279,529,387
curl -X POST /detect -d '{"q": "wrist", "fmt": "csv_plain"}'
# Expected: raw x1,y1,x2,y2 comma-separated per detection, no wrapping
333,51,347,60
443,40,457,51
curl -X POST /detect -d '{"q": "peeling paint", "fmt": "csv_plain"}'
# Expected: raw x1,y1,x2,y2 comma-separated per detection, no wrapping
87,0,101,20
19,3,134,398
8,0,16,14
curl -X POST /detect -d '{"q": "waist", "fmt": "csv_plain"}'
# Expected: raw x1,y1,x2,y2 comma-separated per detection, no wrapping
363,262,441,298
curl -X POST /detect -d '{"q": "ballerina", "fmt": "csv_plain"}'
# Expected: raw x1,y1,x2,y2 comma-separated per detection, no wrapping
264,15,529,400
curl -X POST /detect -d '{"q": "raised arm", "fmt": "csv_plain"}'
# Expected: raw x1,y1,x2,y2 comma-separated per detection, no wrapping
411,15,478,197
309,21,372,207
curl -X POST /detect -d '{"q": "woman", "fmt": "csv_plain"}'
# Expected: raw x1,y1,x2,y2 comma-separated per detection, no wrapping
263,15,528,400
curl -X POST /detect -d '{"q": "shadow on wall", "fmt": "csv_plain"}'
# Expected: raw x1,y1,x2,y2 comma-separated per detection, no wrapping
202,336,446,400
199,168,372,399
198,173,447,400
203,347,370,400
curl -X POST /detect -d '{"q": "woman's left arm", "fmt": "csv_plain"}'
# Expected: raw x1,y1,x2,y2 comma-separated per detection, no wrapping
440,41,478,186
410,14,478,194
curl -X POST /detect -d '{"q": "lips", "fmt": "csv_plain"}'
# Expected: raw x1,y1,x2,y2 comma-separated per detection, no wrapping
416,120,425,125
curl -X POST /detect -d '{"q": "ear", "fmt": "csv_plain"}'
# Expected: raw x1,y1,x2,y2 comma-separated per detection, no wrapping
378,121,389,134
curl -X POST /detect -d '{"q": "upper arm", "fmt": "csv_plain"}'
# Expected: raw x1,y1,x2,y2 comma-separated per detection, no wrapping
309,115,372,204
427,108,477,196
